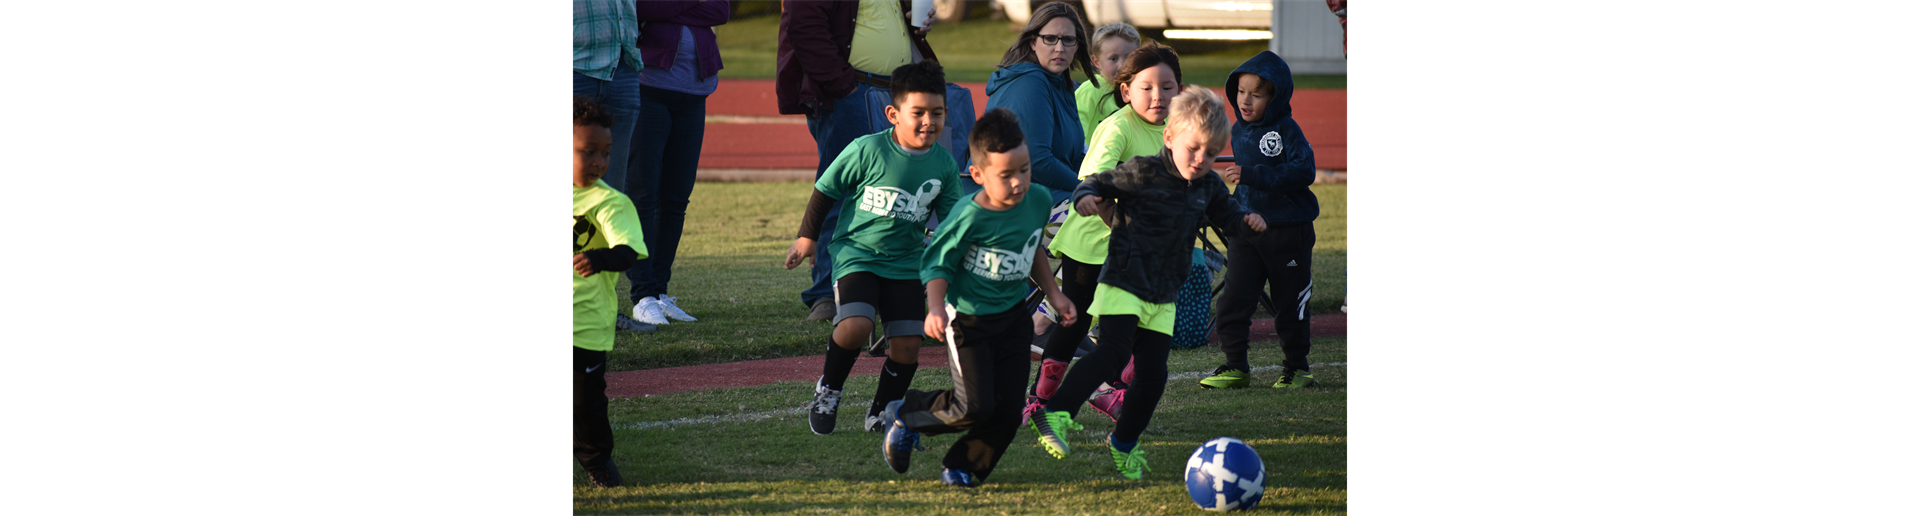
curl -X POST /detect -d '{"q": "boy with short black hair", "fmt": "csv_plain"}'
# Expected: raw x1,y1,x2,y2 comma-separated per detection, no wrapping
1202,50,1321,390
1028,86,1266,480
785,60,962,435
875,108,1076,487
573,96,649,488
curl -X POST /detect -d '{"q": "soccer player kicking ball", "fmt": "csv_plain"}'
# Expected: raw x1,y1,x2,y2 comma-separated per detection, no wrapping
875,109,1076,488
1028,87,1266,480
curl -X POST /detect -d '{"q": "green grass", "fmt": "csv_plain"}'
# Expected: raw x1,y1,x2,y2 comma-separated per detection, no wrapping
612,182,1345,372
714,15,1344,88
576,338,1347,514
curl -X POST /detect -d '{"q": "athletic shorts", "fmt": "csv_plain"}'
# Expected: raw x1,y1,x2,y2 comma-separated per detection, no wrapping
833,271,927,338
1086,283,1175,336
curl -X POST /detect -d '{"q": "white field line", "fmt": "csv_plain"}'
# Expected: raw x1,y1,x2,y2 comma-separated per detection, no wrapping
624,362,1347,430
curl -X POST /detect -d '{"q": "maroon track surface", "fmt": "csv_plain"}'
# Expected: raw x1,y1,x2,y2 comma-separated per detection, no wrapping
606,314,1344,398
696,79,1346,171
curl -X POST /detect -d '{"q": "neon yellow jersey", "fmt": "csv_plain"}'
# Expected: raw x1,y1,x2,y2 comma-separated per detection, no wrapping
573,180,649,351
1075,79,1120,146
848,0,913,75
1047,106,1166,264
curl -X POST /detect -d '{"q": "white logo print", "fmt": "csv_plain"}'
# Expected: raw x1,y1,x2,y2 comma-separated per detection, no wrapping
964,228,1045,282
1259,131,1283,157
857,179,944,222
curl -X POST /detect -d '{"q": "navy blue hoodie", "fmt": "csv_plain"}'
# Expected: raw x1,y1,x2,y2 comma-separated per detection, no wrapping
1226,51,1317,224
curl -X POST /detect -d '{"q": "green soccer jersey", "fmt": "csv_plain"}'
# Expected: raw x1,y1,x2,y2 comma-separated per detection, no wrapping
574,179,649,351
816,128,963,282
1075,79,1120,147
1048,106,1167,264
922,186,1056,315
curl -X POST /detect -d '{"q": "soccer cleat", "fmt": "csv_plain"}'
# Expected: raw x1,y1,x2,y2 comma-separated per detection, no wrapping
655,295,698,322
1107,435,1151,480
804,379,842,435
633,297,671,325
584,461,625,488
940,468,981,488
1020,396,1047,426
880,400,923,474
1274,368,1316,389
1029,408,1082,459
615,313,657,333
1199,365,1252,389
806,299,837,321
1087,384,1126,423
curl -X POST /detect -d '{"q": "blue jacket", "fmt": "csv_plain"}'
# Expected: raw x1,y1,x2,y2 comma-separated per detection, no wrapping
983,62,1085,203
1227,51,1317,225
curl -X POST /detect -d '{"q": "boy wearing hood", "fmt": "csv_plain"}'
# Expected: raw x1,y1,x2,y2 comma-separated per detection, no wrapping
1200,50,1321,390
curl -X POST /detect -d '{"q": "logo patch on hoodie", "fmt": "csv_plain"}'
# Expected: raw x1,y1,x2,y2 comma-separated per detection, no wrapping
1260,131,1283,157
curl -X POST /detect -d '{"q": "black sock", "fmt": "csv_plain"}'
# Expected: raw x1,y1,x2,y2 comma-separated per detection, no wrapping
870,358,920,416
820,338,861,391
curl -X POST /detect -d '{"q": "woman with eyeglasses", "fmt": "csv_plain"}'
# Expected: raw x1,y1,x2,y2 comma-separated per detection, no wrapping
977,1,1097,204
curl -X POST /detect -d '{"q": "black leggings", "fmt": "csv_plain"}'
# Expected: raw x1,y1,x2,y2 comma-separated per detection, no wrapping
1043,314,1170,443
1038,256,1100,363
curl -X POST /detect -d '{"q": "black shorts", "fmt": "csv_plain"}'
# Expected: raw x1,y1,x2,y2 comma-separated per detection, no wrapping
833,271,927,338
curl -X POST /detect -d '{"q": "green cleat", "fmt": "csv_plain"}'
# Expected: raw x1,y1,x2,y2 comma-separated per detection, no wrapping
1274,368,1316,388
1199,365,1251,389
1029,408,1083,459
1108,437,1151,480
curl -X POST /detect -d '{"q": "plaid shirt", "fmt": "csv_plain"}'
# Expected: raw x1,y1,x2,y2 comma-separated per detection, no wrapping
574,0,643,80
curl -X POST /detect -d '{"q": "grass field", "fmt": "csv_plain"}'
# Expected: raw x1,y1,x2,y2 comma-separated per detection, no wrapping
713,14,1345,88
576,338,1347,514
609,182,1345,372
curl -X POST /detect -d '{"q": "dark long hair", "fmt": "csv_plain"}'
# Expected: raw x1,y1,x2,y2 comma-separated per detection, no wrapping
996,1,1096,86
1101,41,1182,111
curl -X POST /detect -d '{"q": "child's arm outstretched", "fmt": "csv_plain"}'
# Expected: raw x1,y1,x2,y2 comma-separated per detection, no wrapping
783,188,836,269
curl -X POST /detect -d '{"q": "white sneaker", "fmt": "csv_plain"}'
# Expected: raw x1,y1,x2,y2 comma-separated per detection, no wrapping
656,295,698,322
634,296,670,325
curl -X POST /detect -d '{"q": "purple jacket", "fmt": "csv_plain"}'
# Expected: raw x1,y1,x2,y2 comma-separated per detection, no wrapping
776,0,938,115
637,0,729,80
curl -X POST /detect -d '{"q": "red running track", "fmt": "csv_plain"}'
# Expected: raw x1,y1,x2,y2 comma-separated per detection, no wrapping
696,79,1345,172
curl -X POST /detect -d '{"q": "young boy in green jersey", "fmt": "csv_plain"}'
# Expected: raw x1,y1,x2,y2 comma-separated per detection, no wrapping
785,60,963,435
573,96,649,488
1028,86,1266,480
874,108,1077,487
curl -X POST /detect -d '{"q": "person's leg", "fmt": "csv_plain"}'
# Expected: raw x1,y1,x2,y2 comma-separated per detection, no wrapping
572,64,639,195
1206,235,1272,388
1045,314,1140,416
625,85,671,318
1269,223,1317,386
645,90,706,305
939,308,1031,481
1111,329,1171,443
574,346,622,486
897,309,995,434
808,272,879,435
1026,256,1100,422
800,81,886,311
867,277,928,426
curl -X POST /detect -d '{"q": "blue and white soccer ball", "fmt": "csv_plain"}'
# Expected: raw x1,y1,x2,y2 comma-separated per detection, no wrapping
1185,437,1266,511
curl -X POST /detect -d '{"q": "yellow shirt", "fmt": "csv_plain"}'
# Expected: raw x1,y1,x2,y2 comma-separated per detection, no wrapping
574,179,649,351
1047,106,1167,264
848,0,913,75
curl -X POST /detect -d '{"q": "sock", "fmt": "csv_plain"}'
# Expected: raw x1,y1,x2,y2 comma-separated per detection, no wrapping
820,338,861,391
1034,358,1069,401
871,358,920,416
1109,434,1137,453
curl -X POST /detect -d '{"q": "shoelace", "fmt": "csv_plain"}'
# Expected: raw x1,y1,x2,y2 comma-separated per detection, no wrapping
893,427,925,451
1114,447,1151,474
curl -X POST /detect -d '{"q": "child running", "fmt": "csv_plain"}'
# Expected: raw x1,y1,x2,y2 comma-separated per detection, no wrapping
1028,86,1266,480
1075,22,1142,143
573,96,649,488
785,60,962,435
1029,42,1185,426
1201,50,1322,389
874,109,1076,488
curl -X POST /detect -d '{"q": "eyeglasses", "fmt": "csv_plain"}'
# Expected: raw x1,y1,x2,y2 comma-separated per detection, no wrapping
1036,34,1079,48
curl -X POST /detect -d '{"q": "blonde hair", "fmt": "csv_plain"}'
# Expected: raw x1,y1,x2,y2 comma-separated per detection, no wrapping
1165,86,1231,152
1090,23,1141,56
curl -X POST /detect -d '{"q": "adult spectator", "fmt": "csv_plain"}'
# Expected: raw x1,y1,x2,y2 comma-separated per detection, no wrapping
627,0,730,326
777,0,941,321
976,1,1097,203
573,0,642,196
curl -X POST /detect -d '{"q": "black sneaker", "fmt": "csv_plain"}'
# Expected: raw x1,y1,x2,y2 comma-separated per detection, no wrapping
584,461,624,488
804,379,842,435
880,399,923,473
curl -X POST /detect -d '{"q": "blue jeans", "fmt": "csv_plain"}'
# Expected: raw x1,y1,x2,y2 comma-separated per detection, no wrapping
572,63,641,193
800,78,982,307
627,85,707,301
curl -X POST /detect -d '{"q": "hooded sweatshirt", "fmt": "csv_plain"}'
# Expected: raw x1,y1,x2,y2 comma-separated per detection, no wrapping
1226,51,1318,225
983,62,1086,202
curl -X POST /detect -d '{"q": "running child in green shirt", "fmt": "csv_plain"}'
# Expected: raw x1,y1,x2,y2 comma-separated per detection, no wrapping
1031,42,1186,426
1029,86,1267,480
872,109,1076,488
573,96,650,488
785,60,964,435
